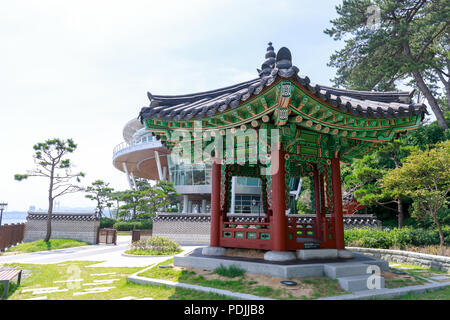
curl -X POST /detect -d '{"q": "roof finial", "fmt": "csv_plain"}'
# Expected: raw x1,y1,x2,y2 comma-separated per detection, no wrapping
275,47,292,69
259,42,276,77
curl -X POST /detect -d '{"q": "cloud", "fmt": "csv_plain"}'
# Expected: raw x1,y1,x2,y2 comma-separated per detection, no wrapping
0,0,342,211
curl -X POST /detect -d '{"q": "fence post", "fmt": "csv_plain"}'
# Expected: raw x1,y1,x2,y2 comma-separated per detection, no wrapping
0,226,4,251
0,223,26,251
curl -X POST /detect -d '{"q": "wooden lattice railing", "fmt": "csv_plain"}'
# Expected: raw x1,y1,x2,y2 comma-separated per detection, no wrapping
0,223,25,252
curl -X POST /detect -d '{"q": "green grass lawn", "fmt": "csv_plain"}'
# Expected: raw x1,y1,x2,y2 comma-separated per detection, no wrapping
384,276,426,289
3,258,448,300
3,261,230,300
383,262,450,299
138,258,346,300
6,239,90,254
393,286,450,300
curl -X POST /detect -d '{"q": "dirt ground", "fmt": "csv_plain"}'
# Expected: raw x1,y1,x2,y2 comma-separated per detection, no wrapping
224,248,266,259
382,271,419,282
172,264,336,299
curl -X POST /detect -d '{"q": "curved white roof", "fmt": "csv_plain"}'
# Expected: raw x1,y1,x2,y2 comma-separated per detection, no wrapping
123,118,145,143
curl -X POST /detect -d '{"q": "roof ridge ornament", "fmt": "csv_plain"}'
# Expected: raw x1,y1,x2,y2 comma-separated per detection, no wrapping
276,47,292,69
258,42,276,77
259,43,299,78
274,46,299,78
147,91,159,107
139,92,159,123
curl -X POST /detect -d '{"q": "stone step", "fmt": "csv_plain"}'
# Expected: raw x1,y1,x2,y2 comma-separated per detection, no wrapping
338,274,385,292
360,259,390,272
324,263,369,278
297,249,338,260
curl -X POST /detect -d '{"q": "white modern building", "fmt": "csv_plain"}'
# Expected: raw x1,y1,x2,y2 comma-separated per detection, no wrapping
113,118,286,214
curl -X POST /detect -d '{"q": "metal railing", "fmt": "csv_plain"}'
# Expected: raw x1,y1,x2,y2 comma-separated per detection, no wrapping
113,140,163,160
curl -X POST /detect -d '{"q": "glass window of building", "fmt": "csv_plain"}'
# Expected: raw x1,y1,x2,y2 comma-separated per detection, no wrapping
236,177,261,187
234,195,261,214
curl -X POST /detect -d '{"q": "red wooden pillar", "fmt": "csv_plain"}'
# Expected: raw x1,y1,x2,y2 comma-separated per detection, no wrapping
331,157,345,249
313,167,322,239
210,158,222,247
319,173,327,242
271,146,287,251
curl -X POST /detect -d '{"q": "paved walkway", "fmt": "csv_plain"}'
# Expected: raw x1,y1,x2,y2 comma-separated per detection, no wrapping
0,236,201,267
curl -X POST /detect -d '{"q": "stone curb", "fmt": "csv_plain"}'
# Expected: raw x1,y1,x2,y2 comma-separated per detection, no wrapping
317,281,450,300
127,275,274,300
121,253,174,258
347,247,450,272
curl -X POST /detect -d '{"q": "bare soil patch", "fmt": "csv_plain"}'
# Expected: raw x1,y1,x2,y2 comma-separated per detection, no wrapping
224,248,266,259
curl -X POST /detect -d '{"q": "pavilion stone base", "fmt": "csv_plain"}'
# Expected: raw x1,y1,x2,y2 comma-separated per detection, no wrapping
338,250,355,259
174,247,390,287
295,249,354,260
202,246,227,256
297,249,338,260
264,251,297,262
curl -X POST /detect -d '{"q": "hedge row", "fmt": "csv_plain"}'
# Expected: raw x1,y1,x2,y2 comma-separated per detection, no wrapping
100,217,116,229
345,226,450,249
113,220,153,231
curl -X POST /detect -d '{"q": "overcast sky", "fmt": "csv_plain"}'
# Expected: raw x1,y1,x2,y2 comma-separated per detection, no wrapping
0,0,420,212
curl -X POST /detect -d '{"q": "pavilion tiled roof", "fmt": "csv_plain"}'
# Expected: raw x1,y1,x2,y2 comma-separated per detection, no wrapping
138,43,427,123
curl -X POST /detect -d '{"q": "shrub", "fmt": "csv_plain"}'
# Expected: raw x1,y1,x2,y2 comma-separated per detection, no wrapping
113,220,153,231
126,236,181,255
297,202,313,215
100,217,116,228
214,265,246,278
345,226,450,249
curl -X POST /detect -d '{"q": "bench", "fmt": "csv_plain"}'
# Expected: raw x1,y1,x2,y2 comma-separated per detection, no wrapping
0,269,22,300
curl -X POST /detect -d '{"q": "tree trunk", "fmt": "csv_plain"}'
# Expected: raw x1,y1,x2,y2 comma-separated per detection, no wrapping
402,41,448,129
436,66,450,112
412,69,448,129
432,210,445,247
397,198,405,228
45,197,53,242
44,167,55,242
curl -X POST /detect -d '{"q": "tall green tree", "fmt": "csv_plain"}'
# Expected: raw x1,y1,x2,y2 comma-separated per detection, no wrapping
115,180,180,220
14,139,85,242
382,141,450,246
155,180,180,212
85,180,114,219
343,140,415,227
325,0,450,129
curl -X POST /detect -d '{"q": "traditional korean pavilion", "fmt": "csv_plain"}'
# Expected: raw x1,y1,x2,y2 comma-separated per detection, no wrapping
138,43,426,259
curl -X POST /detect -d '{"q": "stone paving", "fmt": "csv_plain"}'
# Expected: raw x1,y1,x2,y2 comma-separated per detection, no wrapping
0,236,201,267
430,275,450,281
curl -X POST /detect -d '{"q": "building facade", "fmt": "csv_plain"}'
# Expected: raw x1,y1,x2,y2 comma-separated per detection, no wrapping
113,119,266,214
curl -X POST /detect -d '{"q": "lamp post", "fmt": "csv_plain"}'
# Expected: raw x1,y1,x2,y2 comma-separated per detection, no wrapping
0,202,7,230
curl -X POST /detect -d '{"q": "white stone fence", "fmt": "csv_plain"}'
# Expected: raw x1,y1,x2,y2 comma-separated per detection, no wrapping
24,212,99,244
348,247,450,272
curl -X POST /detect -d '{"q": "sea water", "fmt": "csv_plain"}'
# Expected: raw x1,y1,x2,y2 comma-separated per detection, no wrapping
0,211,27,225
